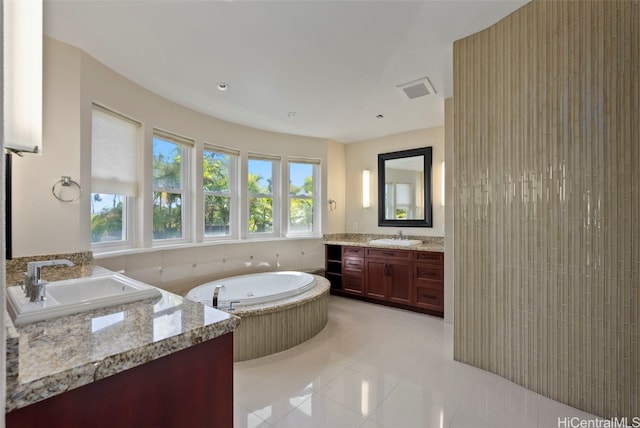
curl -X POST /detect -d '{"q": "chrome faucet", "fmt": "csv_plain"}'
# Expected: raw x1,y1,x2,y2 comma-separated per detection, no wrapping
397,230,404,240
212,284,225,308
24,259,75,302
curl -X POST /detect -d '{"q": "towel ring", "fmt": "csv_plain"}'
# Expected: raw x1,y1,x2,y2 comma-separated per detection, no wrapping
52,176,82,202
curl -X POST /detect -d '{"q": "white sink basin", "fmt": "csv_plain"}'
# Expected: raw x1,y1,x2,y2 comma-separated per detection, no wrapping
369,238,423,247
7,274,162,325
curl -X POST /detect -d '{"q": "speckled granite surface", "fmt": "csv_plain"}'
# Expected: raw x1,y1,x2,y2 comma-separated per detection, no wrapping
5,270,240,413
322,233,444,252
5,251,95,287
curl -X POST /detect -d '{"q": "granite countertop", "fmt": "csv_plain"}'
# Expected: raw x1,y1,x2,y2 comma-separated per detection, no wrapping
5,270,240,413
322,233,444,253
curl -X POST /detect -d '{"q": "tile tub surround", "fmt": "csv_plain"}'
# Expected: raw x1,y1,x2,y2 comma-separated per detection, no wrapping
5,274,240,412
323,233,444,253
220,275,330,362
453,0,639,419
5,251,95,287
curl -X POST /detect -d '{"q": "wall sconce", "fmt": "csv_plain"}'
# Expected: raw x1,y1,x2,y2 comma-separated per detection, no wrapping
362,169,370,208
441,161,445,206
3,0,43,154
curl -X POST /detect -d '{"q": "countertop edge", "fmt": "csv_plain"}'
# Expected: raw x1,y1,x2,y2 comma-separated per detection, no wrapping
322,239,444,253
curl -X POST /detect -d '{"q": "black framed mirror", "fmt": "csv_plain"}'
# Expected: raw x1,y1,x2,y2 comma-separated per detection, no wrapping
378,147,432,227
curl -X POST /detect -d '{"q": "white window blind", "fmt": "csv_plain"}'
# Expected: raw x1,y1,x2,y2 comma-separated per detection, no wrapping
396,183,411,205
91,105,140,196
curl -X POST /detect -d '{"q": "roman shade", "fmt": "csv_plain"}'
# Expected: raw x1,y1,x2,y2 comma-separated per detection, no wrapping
91,105,140,196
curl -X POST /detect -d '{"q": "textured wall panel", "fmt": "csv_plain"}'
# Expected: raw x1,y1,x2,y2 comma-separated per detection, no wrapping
453,0,638,418
233,287,329,362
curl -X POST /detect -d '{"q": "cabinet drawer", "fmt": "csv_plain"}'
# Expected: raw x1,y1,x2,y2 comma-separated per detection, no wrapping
415,287,443,311
365,248,411,260
343,274,364,294
414,263,443,284
343,246,365,257
342,257,363,272
414,251,444,264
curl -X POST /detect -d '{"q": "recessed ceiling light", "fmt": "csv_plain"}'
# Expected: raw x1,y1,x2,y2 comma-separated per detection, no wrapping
217,82,229,91
376,114,384,119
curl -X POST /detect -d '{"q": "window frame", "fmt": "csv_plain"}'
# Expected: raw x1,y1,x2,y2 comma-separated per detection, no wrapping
151,129,193,245
202,145,239,241
286,159,321,237
90,105,140,252
247,154,280,238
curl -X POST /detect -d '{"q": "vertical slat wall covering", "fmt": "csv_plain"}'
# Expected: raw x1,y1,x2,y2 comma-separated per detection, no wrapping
453,0,638,418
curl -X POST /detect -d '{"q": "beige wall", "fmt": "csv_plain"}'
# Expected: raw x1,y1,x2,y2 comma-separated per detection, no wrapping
12,39,83,256
453,0,639,418
11,38,329,280
325,139,346,234
344,128,445,236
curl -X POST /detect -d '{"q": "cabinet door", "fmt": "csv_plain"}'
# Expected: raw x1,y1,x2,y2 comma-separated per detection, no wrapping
387,260,412,305
365,259,387,300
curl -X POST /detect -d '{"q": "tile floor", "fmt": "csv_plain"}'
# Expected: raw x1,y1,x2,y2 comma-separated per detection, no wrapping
233,296,600,428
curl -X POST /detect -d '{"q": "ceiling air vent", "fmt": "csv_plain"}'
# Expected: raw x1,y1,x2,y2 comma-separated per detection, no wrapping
397,77,436,100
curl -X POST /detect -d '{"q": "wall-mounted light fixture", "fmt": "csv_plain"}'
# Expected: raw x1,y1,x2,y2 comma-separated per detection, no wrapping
441,161,445,206
362,169,370,208
3,0,43,154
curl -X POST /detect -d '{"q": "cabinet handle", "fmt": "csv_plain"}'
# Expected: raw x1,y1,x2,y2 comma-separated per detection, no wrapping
384,264,389,276
383,252,395,256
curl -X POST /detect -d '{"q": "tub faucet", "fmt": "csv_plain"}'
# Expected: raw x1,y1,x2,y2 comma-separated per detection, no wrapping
24,259,75,302
212,285,225,308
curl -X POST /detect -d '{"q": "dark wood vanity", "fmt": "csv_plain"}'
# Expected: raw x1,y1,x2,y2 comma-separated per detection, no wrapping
325,243,444,317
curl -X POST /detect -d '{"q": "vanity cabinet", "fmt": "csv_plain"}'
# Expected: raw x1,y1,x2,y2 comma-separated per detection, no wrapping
6,332,234,428
325,244,444,317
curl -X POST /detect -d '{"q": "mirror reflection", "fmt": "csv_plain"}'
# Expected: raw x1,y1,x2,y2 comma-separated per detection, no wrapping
384,156,424,220
378,147,432,227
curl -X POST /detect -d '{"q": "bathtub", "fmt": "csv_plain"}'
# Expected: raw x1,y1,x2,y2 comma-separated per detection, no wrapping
186,271,316,309
186,271,329,362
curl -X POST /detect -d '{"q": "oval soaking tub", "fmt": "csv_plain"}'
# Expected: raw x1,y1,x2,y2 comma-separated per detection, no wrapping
186,271,316,309
186,271,329,362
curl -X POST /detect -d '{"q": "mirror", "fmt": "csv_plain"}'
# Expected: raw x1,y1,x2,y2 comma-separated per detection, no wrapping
378,147,432,227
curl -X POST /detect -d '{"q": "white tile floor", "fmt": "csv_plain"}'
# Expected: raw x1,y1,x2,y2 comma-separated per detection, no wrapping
233,296,600,428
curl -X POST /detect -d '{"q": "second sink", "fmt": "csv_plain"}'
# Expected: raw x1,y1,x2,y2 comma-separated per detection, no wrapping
369,238,423,247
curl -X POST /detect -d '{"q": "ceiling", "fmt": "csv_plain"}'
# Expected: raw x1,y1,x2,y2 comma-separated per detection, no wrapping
44,0,528,143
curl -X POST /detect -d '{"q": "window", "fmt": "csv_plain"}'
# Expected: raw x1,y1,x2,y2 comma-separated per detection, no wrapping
247,156,279,236
203,146,238,238
91,105,139,248
152,131,192,242
288,160,319,235
385,182,412,219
